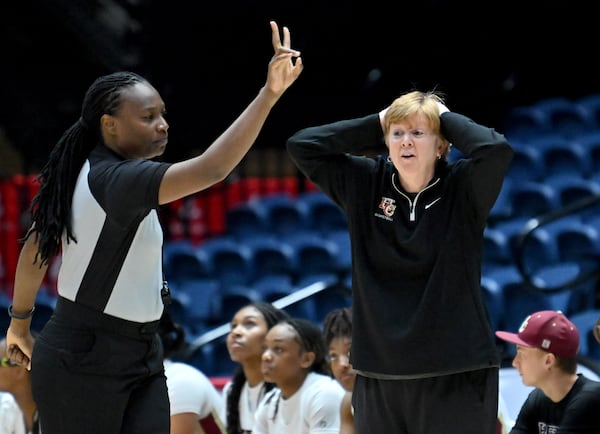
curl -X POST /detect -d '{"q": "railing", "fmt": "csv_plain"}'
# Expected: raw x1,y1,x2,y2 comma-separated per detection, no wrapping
513,193,600,293
180,279,338,360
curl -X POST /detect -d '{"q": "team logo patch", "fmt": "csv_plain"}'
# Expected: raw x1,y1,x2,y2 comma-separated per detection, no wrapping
378,197,396,217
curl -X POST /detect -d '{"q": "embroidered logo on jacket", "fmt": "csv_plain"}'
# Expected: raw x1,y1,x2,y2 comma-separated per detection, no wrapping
378,197,396,217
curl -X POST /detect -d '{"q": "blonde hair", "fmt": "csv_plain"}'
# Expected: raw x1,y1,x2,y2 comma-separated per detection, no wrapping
383,90,451,158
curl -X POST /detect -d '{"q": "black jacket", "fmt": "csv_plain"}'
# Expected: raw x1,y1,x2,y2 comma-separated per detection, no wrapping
287,112,514,376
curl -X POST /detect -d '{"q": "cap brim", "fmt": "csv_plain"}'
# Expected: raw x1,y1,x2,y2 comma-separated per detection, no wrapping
495,331,532,348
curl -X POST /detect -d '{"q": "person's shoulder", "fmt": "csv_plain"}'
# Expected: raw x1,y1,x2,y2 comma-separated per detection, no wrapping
165,361,212,384
0,391,19,409
577,375,600,396
305,373,345,396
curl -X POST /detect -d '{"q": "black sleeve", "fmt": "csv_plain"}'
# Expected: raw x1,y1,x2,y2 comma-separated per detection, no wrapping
286,113,384,180
440,112,514,219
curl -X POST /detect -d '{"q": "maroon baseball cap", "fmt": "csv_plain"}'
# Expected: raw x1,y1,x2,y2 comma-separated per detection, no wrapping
495,310,579,358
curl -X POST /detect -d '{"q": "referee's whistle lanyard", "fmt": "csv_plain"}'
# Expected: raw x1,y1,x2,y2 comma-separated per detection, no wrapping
161,279,172,306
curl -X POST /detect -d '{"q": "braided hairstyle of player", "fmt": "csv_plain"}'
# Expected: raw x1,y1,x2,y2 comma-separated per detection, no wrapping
25,72,148,266
226,302,290,434
265,317,330,421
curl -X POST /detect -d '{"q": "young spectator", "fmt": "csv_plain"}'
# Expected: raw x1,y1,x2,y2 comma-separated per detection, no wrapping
159,311,225,434
222,302,289,433
322,307,355,434
496,310,600,433
0,337,40,433
254,317,345,433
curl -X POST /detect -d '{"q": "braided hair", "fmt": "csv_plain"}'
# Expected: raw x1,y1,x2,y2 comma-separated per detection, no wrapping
226,302,289,434
26,71,149,266
284,317,329,375
267,317,330,421
322,307,352,347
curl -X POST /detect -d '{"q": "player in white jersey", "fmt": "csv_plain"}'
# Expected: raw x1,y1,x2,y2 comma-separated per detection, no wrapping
222,302,289,433
254,317,345,434
159,310,225,433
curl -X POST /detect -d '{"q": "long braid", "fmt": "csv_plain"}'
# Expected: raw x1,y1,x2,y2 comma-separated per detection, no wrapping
226,302,289,434
26,71,147,265
226,367,246,434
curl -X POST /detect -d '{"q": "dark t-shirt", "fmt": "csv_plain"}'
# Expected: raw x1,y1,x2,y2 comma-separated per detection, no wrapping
510,374,600,433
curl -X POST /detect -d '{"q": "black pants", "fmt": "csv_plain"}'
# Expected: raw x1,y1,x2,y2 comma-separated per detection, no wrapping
31,297,170,434
353,367,499,434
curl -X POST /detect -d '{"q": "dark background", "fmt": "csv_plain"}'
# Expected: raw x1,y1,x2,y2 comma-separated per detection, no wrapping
1,0,598,173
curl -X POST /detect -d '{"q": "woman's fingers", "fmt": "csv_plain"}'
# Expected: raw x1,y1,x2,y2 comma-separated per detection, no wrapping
270,21,281,51
270,21,299,55
282,25,291,49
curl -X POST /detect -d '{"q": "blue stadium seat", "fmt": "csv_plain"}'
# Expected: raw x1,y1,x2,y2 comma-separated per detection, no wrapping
486,267,568,358
252,273,295,302
171,278,223,329
311,283,352,324
244,237,296,282
297,191,348,232
575,93,600,129
503,105,551,141
518,227,560,275
574,130,600,175
199,238,253,286
480,275,506,331
533,97,595,139
545,175,600,210
284,232,340,278
489,178,514,223
507,145,545,183
294,273,341,322
219,285,262,324
259,193,309,236
483,227,513,273
163,241,212,284
509,181,559,219
225,200,269,240
527,136,590,179
325,229,353,274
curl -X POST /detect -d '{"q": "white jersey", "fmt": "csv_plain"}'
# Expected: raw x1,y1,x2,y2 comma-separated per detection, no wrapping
222,379,268,432
165,360,226,433
253,372,345,434
0,392,26,434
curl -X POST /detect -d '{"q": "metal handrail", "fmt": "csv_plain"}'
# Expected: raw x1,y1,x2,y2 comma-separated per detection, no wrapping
179,279,336,360
513,193,600,293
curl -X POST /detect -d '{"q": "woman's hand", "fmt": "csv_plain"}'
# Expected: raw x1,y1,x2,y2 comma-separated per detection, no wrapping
265,21,303,96
6,326,34,370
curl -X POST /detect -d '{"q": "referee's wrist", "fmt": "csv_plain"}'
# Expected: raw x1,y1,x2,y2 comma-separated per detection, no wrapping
8,304,35,320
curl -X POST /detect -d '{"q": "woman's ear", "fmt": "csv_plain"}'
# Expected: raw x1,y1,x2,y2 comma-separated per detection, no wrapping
300,351,316,369
100,114,117,136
